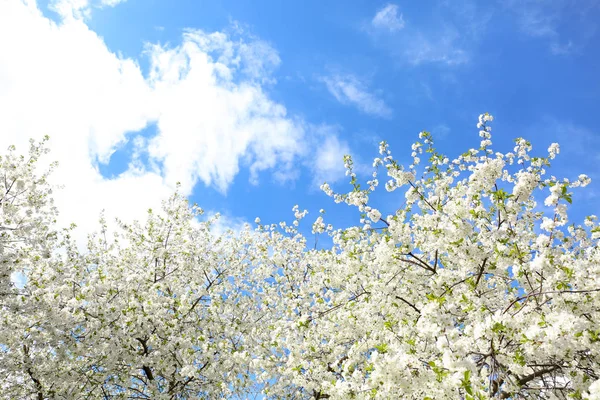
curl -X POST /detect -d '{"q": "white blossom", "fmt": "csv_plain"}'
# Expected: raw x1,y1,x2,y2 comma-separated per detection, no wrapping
367,208,382,223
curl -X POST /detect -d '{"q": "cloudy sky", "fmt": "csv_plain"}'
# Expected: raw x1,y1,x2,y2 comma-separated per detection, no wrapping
1,0,599,237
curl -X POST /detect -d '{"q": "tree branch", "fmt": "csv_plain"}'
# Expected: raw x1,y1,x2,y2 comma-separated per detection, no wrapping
504,288,600,314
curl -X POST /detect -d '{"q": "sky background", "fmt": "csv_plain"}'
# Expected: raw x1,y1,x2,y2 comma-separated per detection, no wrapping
1,0,599,240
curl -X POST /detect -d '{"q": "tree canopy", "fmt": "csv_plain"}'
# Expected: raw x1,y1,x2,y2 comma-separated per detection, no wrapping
1,115,600,399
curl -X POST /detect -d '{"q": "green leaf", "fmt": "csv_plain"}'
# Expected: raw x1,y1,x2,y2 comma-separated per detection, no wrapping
492,322,506,333
374,343,388,354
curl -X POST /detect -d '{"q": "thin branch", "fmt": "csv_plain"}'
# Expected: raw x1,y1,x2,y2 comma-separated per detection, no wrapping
408,180,436,211
504,288,600,314
474,257,488,288
395,295,421,314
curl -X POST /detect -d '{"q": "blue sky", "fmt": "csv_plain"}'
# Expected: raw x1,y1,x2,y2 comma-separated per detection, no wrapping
1,0,599,238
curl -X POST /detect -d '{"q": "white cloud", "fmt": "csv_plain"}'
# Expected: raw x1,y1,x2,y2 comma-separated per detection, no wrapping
308,128,351,186
321,74,392,118
0,1,338,241
372,4,405,32
432,124,451,139
404,27,469,65
0,2,158,235
101,0,127,6
517,6,559,38
49,0,126,19
550,40,575,55
145,29,305,193
503,0,573,39
365,0,490,66
503,0,599,55
50,0,92,19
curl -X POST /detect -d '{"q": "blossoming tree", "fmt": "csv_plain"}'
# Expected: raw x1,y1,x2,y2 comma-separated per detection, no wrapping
3,192,278,398
0,137,62,398
1,114,600,399
0,137,57,296
260,114,600,399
